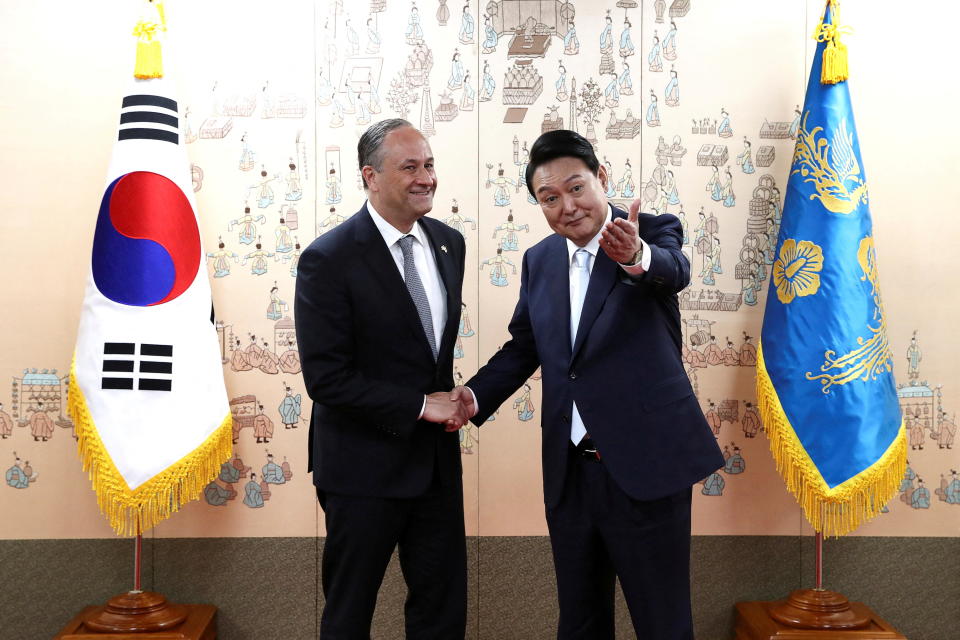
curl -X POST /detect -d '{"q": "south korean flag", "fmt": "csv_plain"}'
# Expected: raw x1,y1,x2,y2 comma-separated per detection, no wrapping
69,70,232,536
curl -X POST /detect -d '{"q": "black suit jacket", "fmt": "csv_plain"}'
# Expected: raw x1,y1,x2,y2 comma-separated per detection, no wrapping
467,208,723,507
295,204,466,498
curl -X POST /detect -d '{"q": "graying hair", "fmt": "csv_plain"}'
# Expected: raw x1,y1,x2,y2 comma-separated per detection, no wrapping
357,118,413,189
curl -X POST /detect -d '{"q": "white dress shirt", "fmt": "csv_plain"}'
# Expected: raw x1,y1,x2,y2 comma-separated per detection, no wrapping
367,201,447,419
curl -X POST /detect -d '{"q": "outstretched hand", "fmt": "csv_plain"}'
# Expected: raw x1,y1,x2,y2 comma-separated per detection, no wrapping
599,198,641,264
423,388,476,430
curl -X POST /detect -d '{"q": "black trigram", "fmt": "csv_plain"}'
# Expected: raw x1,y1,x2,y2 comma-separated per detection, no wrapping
101,343,173,391
118,94,179,144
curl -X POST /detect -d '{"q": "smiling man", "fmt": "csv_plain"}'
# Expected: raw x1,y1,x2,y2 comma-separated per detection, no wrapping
295,119,470,639
452,129,723,639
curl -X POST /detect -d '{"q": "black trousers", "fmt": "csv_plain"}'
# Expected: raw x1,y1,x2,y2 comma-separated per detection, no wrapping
317,476,467,640
545,449,694,640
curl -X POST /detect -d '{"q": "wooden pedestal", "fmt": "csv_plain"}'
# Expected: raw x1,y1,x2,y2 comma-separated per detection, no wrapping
55,604,216,640
735,600,907,639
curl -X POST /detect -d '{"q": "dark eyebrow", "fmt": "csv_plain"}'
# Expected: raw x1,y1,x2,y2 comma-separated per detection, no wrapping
536,174,584,195
400,157,435,165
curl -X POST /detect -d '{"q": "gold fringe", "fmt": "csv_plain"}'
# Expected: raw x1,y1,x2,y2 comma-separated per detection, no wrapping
815,0,850,85
67,356,233,536
755,341,906,537
132,4,166,80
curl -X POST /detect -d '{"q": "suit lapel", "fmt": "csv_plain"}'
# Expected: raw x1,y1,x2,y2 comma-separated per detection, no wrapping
353,206,435,361
571,247,616,359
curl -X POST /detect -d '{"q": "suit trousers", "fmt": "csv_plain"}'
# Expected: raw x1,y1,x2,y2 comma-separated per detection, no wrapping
545,449,694,640
317,471,467,640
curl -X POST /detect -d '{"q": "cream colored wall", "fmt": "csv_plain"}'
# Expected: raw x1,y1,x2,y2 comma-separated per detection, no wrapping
0,0,956,539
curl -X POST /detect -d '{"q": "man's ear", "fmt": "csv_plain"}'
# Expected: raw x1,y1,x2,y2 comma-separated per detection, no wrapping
362,165,377,191
597,163,609,191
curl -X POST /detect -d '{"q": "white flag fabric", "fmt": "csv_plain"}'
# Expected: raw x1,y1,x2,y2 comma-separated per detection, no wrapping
68,67,231,536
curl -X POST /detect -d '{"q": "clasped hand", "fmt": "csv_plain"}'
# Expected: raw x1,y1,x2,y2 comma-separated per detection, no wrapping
423,386,477,431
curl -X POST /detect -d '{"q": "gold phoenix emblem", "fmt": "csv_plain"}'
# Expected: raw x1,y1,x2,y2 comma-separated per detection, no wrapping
806,236,893,393
792,111,869,214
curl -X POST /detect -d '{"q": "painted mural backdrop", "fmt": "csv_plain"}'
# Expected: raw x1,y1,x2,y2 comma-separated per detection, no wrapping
1,0,957,539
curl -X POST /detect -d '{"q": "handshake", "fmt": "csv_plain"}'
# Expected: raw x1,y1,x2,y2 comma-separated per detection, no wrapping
423,386,477,432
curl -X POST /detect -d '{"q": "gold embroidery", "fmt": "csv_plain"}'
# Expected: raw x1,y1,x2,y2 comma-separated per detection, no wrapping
792,112,868,214
773,239,823,305
806,236,893,393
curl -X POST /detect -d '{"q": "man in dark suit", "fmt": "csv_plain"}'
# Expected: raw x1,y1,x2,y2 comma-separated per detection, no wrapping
295,119,470,639
451,129,723,639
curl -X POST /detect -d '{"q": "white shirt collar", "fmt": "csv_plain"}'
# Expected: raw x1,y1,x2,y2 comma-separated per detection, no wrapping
565,205,613,266
366,199,427,248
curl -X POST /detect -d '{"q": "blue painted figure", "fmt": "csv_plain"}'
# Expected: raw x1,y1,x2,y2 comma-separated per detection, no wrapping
480,61,495,101
266,285,288,320
645,90,660,127
458,302,475,337
345,18,359,55
600,15,613,52
492,212,529,251
243,474,265,508
514,384,535,421
275,218,293,254
911,479,931,509
900,465,916,493
604,73,620,108
482,14,497,53
458,4,475,44
721,168,736,207
648,33,662,71
204,481,231,506
555,62,568,101
742,265,761,306
262,455,286,485
243,241,275,276
662,20,677,60
618,160,635,197
448,51,464,89
604,160,617,198
239,133,255,170
563,21,579,55
228,207,265,245
284,161,302,201
480,248,516,287
207,238,238,278
405,3,423,43
366,18,381,54
5,458,29,489
664,68,679,106
724,447,745,474
701,472,725,496
219,460,241,484
619,19,634,58
618,62,633,95
279,386,302,429
325,167,342,204
736,138,755,174
789,105,801,139
944,472,960,504
717,108,733,137
487,165,517,206
255,169,275,208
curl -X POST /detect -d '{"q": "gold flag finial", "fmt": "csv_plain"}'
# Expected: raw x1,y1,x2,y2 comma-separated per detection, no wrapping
133,0,167,79
814,0,852,85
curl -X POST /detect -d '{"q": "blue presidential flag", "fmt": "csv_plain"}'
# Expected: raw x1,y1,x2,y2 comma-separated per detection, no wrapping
756,0,905,536
67,5,232,536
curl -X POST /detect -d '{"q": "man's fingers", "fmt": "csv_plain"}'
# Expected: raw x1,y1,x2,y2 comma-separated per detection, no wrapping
628,198,641,223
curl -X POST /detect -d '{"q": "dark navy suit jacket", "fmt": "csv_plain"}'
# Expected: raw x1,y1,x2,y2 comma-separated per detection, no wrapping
467,208,723,507
295,205,466,498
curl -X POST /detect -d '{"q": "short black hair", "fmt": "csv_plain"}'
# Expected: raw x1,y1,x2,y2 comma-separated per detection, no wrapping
357,118,413,189
524,129,599,199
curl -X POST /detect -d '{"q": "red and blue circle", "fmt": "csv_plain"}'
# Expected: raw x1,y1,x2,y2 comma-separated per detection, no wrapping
92,171,200,306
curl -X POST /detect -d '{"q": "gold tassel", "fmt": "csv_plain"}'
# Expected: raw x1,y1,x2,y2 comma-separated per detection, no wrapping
814,0,851,85
67,356,233,536
755,342,906,537
132,1,167,79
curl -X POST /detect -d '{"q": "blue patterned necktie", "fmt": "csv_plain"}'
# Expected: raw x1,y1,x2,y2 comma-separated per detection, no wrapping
399,234,438,361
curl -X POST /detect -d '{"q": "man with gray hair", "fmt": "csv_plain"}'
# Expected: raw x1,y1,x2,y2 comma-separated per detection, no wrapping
296,118,470,638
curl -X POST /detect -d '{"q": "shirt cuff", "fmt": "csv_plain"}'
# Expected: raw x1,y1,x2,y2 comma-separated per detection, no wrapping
418,395,426,420
465,387,479,418
619,237,652,276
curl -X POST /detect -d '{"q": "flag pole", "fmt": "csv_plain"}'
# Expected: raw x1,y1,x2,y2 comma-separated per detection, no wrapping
134,522,142,593
814,531,823,591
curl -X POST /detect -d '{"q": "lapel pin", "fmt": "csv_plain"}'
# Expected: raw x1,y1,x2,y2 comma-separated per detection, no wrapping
440,245,448,253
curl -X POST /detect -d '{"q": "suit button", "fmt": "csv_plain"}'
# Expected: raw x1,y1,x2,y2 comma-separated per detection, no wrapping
569,372,577,380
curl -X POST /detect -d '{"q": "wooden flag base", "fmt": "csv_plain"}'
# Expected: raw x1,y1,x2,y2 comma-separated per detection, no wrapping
735,590,906,639
55,592,215,640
